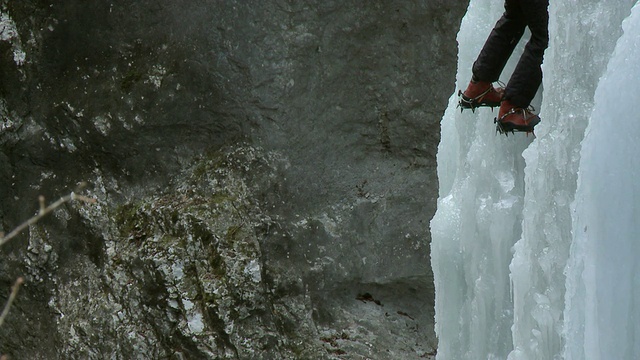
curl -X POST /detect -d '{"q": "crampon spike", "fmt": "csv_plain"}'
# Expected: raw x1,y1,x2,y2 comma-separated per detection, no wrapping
494,117,537,137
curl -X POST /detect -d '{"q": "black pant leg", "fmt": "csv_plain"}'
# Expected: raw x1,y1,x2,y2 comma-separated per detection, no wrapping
472,0,527,82
504,0,549,107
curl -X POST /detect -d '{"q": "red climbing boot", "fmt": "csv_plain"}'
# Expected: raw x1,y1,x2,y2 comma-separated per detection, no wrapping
495,100,541,134
458,80,504,111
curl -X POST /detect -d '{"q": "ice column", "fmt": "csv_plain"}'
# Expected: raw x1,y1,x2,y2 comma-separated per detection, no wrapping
565,3,640,359
431,1,533,359
513,1,636,359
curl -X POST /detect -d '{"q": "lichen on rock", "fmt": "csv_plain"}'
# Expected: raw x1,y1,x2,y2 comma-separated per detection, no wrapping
47,145,321,359
0,10,25,66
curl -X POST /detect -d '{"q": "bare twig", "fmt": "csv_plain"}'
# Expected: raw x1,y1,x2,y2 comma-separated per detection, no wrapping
0,277,24,328
0,191,96,248
0,188,95,335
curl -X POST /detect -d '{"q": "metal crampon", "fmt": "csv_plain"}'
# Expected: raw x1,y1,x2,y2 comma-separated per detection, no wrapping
494,112,538,137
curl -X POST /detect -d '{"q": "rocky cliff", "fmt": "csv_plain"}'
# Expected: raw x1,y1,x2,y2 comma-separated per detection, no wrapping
0,1,466,358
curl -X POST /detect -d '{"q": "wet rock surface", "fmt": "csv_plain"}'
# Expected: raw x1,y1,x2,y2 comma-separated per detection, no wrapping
0,0,466,358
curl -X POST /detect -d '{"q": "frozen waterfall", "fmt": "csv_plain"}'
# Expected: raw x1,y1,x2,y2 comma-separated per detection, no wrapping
430,1,640,359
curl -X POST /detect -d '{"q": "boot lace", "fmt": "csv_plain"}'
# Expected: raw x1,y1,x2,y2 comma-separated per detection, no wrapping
498,104,537,124
473,80,505,101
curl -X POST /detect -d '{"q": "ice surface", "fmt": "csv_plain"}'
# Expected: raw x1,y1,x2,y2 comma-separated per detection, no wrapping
431,0,640,359
566,3,640,359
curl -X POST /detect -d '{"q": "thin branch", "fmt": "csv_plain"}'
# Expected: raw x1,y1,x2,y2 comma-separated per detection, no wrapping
0,277,24,328
0,191,96,248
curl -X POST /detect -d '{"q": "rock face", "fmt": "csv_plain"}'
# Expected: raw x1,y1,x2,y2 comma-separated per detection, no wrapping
0,1,466,358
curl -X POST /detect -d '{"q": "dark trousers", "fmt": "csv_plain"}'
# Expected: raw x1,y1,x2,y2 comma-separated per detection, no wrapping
472,0,549,108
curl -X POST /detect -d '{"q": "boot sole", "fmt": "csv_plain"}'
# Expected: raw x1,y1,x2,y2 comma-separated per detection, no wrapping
494,116,541,135
458,90,501,111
